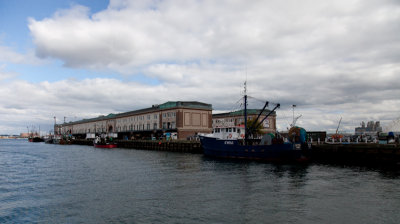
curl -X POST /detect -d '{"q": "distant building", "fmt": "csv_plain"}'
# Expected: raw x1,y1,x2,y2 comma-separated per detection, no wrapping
306,131,327,142
212,109,277,134
355,121,382,135
55,101,212,140
20,133,30,138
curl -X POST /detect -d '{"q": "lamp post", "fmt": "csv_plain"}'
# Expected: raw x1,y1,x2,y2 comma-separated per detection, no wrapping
292,105,296,127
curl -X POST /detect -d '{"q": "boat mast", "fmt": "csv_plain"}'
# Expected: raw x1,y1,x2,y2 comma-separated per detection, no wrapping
244,81,248,145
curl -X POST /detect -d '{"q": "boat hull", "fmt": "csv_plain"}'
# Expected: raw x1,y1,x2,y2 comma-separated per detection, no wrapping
94,143,117,149
29,137,44,142
200,136,307,162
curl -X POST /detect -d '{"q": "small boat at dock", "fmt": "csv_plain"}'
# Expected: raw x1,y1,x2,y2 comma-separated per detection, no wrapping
93,135,117,148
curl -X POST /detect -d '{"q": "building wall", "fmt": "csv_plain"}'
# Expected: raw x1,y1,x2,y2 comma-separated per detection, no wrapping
55,102,212,140
160,110,177,129
212,113,276,133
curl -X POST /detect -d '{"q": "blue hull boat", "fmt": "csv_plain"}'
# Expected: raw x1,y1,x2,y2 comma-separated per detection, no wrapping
200,81,310,163
200,136,308,162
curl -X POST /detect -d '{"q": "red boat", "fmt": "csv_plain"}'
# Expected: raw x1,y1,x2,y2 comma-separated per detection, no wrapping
93,136,117,148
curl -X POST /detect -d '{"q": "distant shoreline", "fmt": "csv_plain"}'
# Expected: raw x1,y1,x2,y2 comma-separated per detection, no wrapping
0,137,27,139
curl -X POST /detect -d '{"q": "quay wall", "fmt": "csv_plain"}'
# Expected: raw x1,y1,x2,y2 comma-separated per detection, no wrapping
71,139,203,153
309,143,400,165
71,139,400,165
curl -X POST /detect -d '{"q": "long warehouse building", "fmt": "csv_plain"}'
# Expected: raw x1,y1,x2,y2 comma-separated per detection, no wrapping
55,101,213,140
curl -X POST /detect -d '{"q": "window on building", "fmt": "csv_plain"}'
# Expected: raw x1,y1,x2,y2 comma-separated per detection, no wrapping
147,124,150,130
153,123,157,130
171,122,176,129
163,122,166,129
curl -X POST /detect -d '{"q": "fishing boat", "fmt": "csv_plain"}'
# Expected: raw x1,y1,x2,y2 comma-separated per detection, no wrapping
28,135,44,142
200,82,310,162
93,135,117,148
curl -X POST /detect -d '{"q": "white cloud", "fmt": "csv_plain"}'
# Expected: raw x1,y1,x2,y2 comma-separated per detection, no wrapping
3,0,400,134
0,45,44,65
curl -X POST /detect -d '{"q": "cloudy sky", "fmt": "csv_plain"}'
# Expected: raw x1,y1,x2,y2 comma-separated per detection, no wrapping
1,0,399,135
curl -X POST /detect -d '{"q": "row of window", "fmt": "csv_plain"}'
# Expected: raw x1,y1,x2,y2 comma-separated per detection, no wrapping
213,117,251,124
112,112,176,124
117,114,159,123
163,112,176,118
69,122,177,134
213,128,241,133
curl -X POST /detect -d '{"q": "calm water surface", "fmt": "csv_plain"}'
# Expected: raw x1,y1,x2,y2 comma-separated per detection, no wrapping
1,139,399,223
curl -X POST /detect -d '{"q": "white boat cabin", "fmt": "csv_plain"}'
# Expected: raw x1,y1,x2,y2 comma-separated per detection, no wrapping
209,125,245,140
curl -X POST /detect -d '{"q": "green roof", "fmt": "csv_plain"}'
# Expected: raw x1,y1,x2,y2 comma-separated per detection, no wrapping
159,101,212,110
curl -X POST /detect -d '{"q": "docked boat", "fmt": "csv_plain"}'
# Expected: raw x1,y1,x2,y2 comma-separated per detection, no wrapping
200,83,310,163
28,136,44,142
93,136,117,148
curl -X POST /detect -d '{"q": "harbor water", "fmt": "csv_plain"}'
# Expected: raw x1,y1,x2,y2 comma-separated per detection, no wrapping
1,139,399,223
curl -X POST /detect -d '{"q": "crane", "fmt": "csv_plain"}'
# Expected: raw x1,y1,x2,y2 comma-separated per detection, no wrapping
332,117,343,140
336,117,342,134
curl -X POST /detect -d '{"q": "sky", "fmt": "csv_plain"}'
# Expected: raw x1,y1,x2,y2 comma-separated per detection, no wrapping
1,0,400,135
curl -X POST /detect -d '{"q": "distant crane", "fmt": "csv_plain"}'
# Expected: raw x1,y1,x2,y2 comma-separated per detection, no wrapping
336,117,342,134
332,117,343,140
